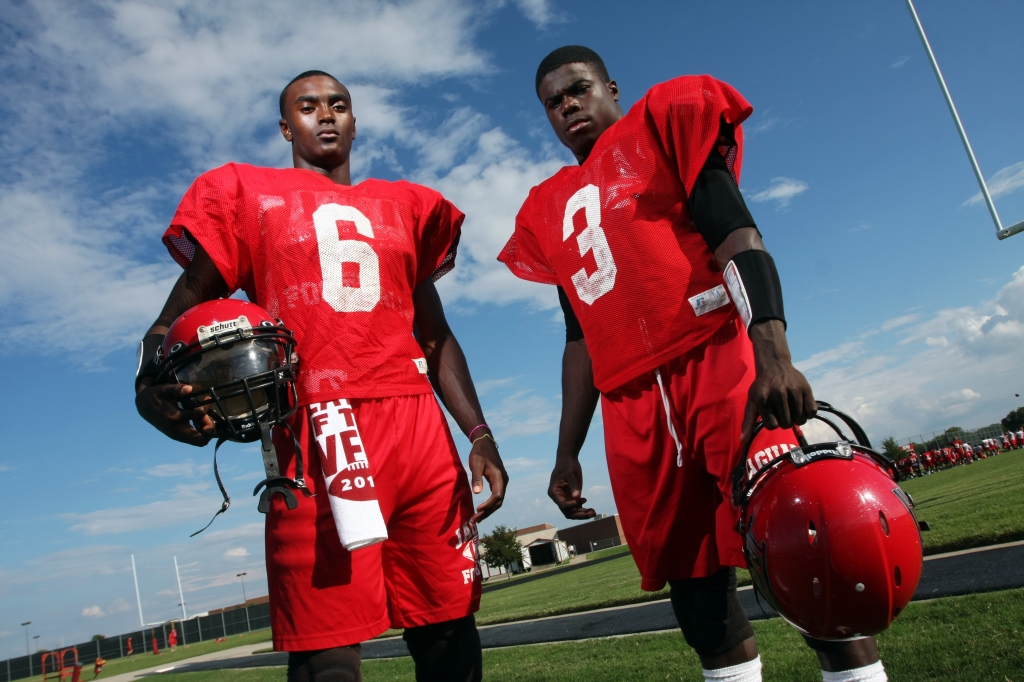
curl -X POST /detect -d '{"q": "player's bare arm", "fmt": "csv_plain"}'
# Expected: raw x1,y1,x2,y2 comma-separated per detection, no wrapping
549,337,600,519
135,243,228,446
412,279,508,522
712,228,816,441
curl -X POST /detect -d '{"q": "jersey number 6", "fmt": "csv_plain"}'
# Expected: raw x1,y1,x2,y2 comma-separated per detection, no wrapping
313,203,381,312
563,184,616,305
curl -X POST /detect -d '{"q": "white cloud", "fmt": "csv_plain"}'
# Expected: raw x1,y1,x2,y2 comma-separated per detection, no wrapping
223,548,250,559
474,377,519,396
511,0,564,28
964,161,1024,206
0,0,539,357
426,128,568,309
798,265,1024,440
501,457,546,473
61,483,223,535
82,605,106,618
486,390,560,438
891,55,911,69
749,177,808,208
145,459,202,478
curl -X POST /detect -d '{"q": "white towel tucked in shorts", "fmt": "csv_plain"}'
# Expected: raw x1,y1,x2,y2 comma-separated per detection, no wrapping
309,400,388,551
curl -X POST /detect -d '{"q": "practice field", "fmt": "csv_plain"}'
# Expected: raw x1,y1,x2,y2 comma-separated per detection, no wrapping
473,448,1024,625
149,587,1024,681
902,448,1024,554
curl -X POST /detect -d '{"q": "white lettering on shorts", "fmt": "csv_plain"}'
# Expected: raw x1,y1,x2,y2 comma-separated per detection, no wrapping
455,520,481,584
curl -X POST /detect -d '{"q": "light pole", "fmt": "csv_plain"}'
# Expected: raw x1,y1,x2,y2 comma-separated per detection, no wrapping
21,621,32,676
174,556,189,647
33,635,40,652
21,622,31,657
236,573,251,632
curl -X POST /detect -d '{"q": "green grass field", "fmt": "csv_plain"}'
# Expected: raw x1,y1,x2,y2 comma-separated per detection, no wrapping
473,448,1024,625
40,449,1021,681
902,448,1024,554
151,587,1024,682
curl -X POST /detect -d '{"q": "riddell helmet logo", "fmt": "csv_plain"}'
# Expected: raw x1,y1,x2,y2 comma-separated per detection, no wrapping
197,316,250,342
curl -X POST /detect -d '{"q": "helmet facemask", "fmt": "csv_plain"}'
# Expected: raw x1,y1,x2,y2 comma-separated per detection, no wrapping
159,319,297,442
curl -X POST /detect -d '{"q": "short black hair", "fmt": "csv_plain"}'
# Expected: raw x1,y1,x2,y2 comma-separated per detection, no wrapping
279,70,339,118
535,46,609,95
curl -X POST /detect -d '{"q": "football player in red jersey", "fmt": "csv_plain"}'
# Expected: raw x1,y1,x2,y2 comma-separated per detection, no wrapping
135,71,507,682
499,47,886,682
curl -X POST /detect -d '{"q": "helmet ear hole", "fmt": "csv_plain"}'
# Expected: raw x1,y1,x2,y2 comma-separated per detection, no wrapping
879,510,890,536
894,565,902,587
812,577,821,597
808,520,818,546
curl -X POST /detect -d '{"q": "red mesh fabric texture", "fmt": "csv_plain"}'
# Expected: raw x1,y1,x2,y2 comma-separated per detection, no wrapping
164,163,463,403
498,75,753,393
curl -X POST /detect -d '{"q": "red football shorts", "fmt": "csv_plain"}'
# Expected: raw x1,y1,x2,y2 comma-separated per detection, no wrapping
601,317,800,591
265,394,480,651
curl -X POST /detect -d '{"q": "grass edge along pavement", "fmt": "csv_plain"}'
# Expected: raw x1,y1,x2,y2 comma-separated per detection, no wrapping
139,587,1024,681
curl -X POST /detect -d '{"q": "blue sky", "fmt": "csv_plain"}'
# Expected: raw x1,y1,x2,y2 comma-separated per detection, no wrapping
2,0,1024,657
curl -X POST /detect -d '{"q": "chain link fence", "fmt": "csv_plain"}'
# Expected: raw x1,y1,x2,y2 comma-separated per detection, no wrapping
1,601,271,681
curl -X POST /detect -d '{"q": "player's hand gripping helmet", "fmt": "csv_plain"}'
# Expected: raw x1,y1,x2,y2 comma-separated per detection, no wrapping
157,299,298,442
732,402,925,640
158,299,311,533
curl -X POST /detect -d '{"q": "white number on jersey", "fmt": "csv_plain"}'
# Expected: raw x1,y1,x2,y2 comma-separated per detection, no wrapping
562,184,616,305
312,203,381,312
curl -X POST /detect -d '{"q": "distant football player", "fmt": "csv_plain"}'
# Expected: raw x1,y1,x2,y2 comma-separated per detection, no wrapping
136,71,508,682
499,46,888,681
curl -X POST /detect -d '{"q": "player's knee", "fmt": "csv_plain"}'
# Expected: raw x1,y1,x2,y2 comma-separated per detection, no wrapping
669,568,754,658
403,615,481,682
286,645,361,682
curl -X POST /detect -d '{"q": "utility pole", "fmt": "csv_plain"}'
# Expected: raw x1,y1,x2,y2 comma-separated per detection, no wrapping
21,622,31,657
21,621,31,677
237,572,251,632
131,554,145,628
174,556,189,646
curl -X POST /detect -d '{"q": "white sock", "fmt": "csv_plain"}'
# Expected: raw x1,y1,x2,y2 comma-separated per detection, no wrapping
703,655,762,682
822,660,887,682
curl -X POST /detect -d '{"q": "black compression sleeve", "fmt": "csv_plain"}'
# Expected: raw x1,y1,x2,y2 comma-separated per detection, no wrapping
688,124,757,252
558,286,585,342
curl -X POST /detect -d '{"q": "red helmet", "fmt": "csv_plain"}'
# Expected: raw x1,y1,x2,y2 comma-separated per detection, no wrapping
158,299,297,442
732,402,924,640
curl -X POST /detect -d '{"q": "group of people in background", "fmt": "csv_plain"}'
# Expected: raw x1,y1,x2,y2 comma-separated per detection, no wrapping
895,430,1022,478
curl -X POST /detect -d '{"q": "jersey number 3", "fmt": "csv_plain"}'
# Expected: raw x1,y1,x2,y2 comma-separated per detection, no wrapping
313,203,381,312
563,184,616,305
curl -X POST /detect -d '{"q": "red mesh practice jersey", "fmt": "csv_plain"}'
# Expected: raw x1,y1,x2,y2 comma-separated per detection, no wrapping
164,163,463,403
499,76,753,392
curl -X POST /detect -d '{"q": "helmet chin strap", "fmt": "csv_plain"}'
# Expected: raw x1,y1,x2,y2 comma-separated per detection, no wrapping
192,422,314,536
252,422,314,513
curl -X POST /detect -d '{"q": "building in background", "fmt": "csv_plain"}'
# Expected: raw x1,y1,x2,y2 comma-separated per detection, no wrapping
557,514,627,554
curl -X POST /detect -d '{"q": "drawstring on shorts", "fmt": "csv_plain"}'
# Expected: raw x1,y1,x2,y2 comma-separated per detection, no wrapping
655,368,684,467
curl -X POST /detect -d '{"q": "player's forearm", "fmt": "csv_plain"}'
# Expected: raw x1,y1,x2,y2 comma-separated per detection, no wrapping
556,339,600,460
145,247,230,336
428,330,488,436
748,319,793,369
